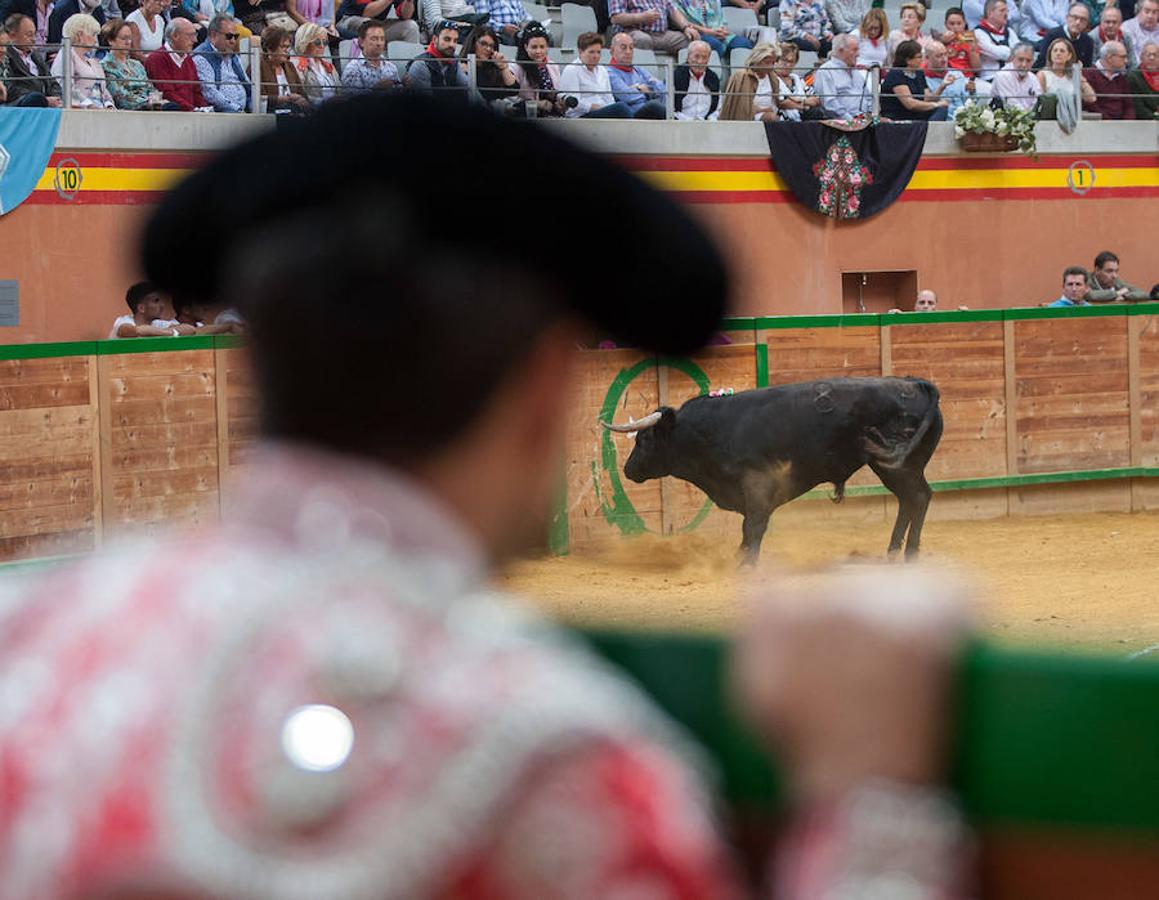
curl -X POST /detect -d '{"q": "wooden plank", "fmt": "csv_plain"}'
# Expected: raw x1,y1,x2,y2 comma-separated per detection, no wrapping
880,324,891,376
1008,480,1132,517
101,349,216,377
0,503,95,539
1129,315,1143,467
1004,320,1017,476
0,357,90,389
0,529,95,561
96,355,117,538
0,474,95,512
88,355,102,548
214,349,232,515
0,382,91,410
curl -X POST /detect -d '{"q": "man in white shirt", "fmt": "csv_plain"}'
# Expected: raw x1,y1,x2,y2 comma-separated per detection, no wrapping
1122,0,1159,66
973,0,1017,80
813,32,868,118
989,42,1041,109
109,282,193,339
673,40,720,120
558,31,633,117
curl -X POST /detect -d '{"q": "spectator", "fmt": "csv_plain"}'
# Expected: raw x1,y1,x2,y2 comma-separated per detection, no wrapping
1033,2,1094,68
675,0,753,56
990,40,1040,107
916,289,938,311
473,0,534,44
1047,266,1092,306
258,23,310,110
973,0,1017,80
512,21,567,115
47,0,106,49
418,0,479,36
463,24,519,106
608,0,699,54
2,13,62,106
405,19,471,95
1122,0,1159,65
335,0,420,42
293,22,338,104
109,281,193,338
144,17,206,109
718,40,778,120
340,19,399,94
607,31,667,117
51,13,115,107
1020,0,1068,43
1091,6,1133,61
1152,283,1159,301
182,297,246,331
813,31,868,117
1038,36,1095,131
1084,40,1135,118
779,0,834,56
673,38,720,119
193,13,251,112
559,31,633,118
856,7,888,67
773,40,823,118
888,2,931,64
942,7,981,74
923,41,974,116
285,0,339,44
826,0,869,36
882,39,949,119
127,0,167,59
1086,251,1150,301
1128,40,1159,118
179,0,254,42
101,17,172,108
963,0,1023,33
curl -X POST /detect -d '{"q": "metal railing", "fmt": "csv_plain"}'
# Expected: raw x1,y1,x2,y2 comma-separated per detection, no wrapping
8,38,1155,123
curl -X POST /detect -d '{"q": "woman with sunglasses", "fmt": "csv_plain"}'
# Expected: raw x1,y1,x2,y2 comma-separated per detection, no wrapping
294,21,340,105
464,25,519,105
512,23,567,116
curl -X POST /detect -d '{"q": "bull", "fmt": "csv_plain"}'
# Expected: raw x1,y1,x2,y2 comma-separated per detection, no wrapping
602,377,943,564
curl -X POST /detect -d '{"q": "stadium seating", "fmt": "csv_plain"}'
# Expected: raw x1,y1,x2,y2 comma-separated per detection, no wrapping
721,6,758,34
561,3,598,48
387,40,426,63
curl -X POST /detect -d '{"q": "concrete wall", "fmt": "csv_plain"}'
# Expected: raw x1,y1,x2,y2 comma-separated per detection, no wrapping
1,111,1156,343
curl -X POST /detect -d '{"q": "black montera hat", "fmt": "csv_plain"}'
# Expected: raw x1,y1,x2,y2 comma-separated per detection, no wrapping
141,95,729,355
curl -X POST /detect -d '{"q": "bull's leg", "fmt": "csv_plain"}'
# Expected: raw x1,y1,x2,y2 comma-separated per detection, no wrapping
738,508,772,566
870,463,919,560
901,476,933,559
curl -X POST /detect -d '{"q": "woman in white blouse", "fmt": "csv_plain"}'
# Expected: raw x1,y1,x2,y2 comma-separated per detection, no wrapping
857,8,889,68
127,0,167,60
51,13,116,108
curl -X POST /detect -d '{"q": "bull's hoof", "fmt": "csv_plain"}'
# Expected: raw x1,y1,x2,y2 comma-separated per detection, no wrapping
887,548,902,562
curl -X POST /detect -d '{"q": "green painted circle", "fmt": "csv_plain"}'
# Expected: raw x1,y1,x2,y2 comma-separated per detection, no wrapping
598,357,714,536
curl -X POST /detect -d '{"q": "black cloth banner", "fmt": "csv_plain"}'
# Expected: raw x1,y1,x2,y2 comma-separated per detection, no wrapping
764,121,927,220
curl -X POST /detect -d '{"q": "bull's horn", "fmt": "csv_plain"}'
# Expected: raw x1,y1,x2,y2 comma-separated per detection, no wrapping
600,411,663,433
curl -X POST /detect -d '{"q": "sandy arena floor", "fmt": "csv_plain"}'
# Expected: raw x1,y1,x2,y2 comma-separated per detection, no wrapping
498,510,1159,655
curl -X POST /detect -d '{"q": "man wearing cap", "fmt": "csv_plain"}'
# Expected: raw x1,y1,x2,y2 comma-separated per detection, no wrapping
0,96,970,898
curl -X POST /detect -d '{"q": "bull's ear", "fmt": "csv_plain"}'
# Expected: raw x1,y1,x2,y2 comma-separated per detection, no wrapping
658,407,677,430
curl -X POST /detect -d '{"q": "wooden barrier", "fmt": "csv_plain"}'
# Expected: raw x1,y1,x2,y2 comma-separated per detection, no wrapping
568,304,1159,551
4,305,1159,562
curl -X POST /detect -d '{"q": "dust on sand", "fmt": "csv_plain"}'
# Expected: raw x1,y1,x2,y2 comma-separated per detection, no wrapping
497,511,1159,655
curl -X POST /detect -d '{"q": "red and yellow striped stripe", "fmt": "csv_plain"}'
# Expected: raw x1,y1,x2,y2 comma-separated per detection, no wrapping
26,150,1159,205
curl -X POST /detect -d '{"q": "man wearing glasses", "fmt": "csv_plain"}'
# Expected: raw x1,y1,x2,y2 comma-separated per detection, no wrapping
192,13,251,112
1033,1,1094,67
1084,40,1136,119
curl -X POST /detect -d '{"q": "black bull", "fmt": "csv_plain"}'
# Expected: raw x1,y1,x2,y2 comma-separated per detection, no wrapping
603,377,943,563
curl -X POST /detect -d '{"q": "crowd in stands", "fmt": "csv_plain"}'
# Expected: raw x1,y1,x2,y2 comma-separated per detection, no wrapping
0,0,1156,117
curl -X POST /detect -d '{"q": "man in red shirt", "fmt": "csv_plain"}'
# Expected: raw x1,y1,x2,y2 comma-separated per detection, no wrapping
143,17,206,110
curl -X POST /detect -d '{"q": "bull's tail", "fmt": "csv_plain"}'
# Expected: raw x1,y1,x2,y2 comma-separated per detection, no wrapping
863,379,941,470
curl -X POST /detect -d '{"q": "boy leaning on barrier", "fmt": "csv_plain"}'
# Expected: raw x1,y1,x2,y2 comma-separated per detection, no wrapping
109,280,197,338
0,96,972,899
